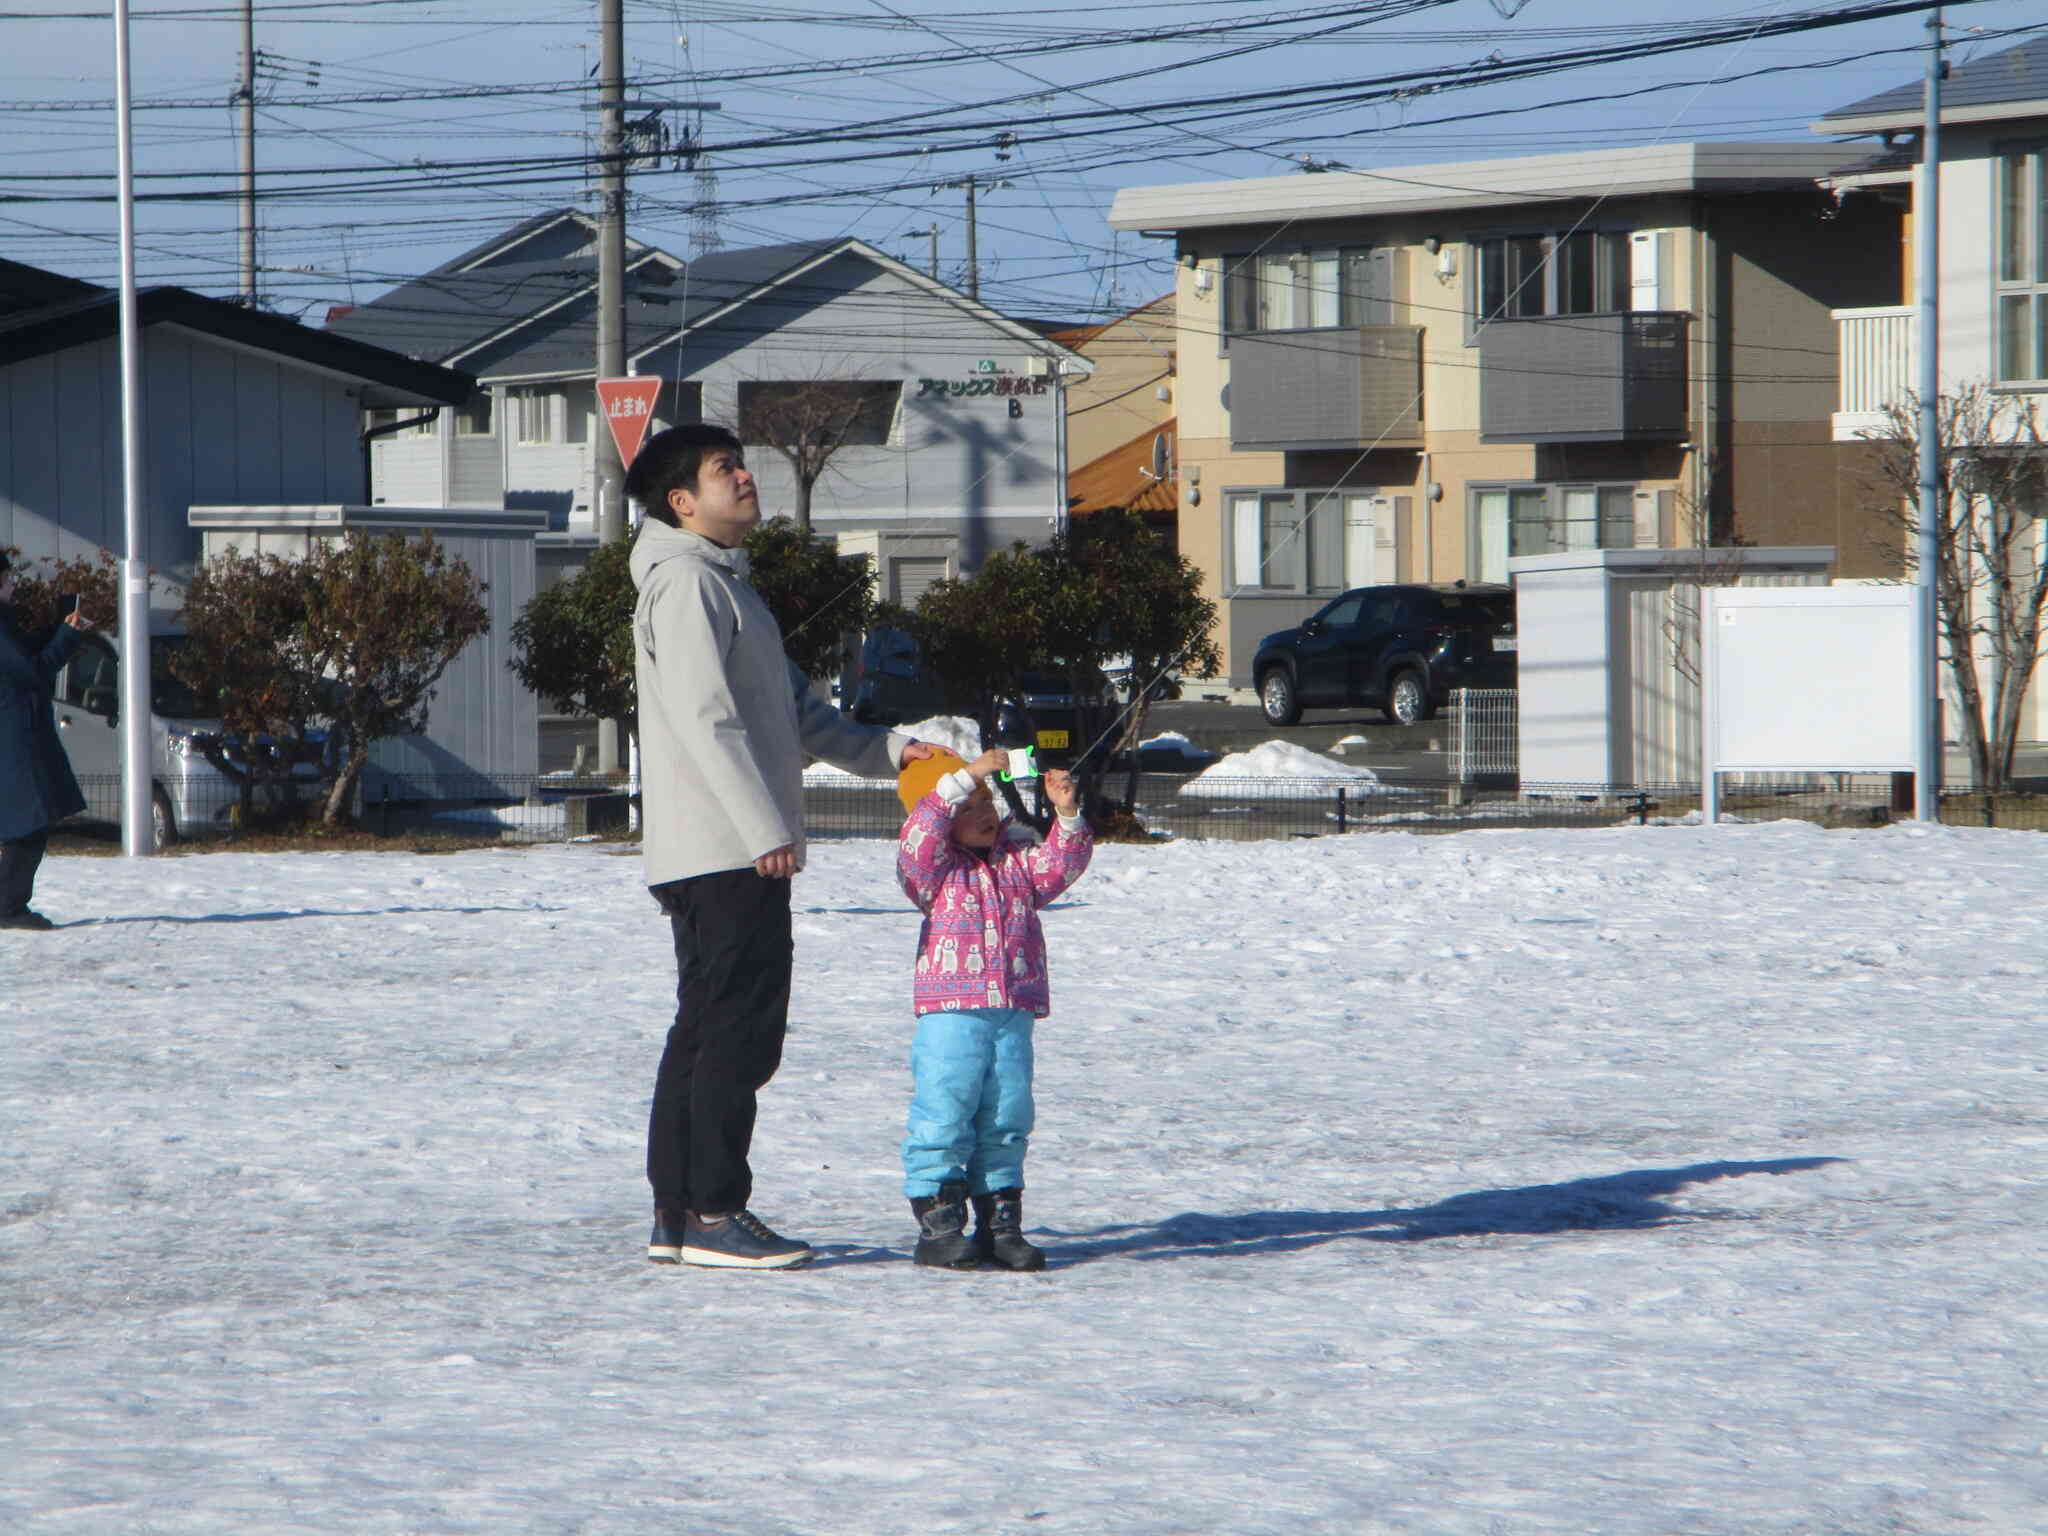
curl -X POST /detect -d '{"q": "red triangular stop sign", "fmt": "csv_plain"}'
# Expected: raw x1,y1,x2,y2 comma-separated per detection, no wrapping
597,377,664,469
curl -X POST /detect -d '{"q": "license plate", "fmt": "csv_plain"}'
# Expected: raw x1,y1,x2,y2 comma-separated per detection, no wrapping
1035,729,1069,750
1492,636,1518,652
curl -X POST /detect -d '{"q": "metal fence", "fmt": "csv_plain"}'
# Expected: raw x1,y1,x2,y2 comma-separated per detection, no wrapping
1450,688,1518,782
67,770,2048,845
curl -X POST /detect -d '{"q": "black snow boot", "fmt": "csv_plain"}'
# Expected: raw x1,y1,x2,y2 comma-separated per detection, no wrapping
910,1180,978,1268
970,1188,1046,1271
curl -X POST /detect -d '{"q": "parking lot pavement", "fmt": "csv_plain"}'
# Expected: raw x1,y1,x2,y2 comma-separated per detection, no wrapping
1139,699,1453,780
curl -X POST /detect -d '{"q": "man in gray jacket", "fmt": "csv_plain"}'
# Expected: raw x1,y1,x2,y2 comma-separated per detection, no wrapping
627,422,932,1269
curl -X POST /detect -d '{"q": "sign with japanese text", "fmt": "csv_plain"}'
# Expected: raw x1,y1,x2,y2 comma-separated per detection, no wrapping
597,377,664,467
914,374,1050,400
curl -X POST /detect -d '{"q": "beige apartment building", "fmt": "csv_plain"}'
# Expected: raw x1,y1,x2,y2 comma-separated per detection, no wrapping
1107,143,1902,683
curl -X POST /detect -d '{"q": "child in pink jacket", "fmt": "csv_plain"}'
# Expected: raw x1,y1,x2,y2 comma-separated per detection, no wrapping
896,746,1093,1270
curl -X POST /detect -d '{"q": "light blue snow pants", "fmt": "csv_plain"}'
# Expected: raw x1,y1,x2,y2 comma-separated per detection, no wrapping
902,1007,1035,1198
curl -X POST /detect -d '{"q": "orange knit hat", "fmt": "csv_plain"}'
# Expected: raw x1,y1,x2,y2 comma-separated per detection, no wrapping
897,749,969,812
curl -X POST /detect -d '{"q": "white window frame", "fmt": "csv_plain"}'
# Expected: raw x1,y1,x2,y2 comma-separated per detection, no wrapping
1995,141,2048,387
508,386,555,446
1470,482,1638,583
455,391,495,438
1225,486,1381,596
1474,230,1630,324
1222,246,1380,339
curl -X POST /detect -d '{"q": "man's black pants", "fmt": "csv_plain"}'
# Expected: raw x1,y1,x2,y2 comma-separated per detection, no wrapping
0,828,49,917
645,867,794,1217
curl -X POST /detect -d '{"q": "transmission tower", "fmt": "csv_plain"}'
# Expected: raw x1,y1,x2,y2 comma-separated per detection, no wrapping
688,116,722,256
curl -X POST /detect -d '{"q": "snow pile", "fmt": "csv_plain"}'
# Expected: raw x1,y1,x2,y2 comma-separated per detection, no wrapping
5,822,2046,1534
900,714,982,759
1179,738,1418,798
1134,730,1212,762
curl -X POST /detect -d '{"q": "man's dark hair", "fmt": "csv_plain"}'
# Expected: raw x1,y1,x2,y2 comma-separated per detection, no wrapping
627,421,744,528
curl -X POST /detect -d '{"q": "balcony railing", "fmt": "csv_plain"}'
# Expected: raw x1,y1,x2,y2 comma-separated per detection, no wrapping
1228,325,1424,451
1478,311,1688,444
1833,305,1913,442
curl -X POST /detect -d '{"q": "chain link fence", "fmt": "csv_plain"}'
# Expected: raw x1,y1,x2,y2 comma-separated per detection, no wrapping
65,769,2048,846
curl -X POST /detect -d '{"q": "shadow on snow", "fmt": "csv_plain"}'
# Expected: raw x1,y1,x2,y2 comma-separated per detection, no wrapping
1041,1159,1846,1264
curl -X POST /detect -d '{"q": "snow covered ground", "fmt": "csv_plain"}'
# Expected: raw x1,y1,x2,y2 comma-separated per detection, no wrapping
4,821,2044,1535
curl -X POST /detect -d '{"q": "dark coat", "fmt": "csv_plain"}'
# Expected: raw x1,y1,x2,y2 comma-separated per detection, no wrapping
0,610,86,842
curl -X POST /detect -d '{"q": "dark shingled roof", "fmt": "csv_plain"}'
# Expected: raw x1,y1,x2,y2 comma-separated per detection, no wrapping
0,273,474,406
0,258,98,317
1820,34,2048,124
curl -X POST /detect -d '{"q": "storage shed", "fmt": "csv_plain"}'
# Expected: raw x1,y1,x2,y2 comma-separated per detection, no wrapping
1507,546,1836,790
188,503,546,796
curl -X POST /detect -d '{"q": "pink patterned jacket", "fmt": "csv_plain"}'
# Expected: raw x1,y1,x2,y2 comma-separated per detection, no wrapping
897,774,1093,1018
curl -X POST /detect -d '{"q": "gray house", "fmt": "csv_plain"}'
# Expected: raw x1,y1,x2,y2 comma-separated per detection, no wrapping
0,258,473,583
326,210,1091,601
0,258,550,809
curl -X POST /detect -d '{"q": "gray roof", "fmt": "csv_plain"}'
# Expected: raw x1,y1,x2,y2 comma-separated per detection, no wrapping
1110,142,1867,233
1817,35,2048,130
324,229,847,380
324,213,1085,384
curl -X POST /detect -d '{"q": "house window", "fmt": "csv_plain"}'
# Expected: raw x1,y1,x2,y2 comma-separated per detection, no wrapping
509,387,554,445
655,380,703,429
1476,231,1629,322
363,407,435,438
737,380,902,448
1996,145,2048,384
1227,488,1379,594
1471,483,1637,583
455,391,494,437
562,381,592,444
1223,246,1383,335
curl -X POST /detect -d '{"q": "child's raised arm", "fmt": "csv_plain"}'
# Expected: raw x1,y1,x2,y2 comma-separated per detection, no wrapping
1020,768,1092,905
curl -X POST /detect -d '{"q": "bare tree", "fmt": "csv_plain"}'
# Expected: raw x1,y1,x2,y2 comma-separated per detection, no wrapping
1862,383,2048,793
736,369,898,532
1657,463,1753,691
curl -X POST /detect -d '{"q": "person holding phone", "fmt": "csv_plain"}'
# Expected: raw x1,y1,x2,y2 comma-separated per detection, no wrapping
0,553,92,931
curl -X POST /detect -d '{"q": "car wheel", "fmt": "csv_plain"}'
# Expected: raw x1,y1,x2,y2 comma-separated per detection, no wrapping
1385,670,1431,727
150,786,180,847
1258,667,1301,726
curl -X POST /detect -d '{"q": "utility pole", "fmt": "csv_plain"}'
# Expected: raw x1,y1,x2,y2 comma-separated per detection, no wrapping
963,177,977,300
594,0,626,773
237,0,255,305
936,176,1009,300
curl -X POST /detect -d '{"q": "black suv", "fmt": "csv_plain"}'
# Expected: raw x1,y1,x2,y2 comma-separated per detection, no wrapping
1251,583,1516,727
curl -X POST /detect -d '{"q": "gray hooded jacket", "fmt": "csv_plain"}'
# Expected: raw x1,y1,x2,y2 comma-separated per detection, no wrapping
630,519,908,886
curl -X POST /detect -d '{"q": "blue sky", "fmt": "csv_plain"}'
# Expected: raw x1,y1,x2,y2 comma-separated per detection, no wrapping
4,0,2042,324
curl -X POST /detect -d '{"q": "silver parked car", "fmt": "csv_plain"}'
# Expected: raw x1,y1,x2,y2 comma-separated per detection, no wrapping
53,625,328,843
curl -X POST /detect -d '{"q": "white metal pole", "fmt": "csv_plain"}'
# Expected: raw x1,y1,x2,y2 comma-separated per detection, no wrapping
1052,369,1069,540
594,0,626,775
238,0,256,305
1913,7,1944,821
113,0,154,856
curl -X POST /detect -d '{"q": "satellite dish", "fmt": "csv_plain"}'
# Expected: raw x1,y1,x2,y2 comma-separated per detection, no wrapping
1149,431,1171,479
